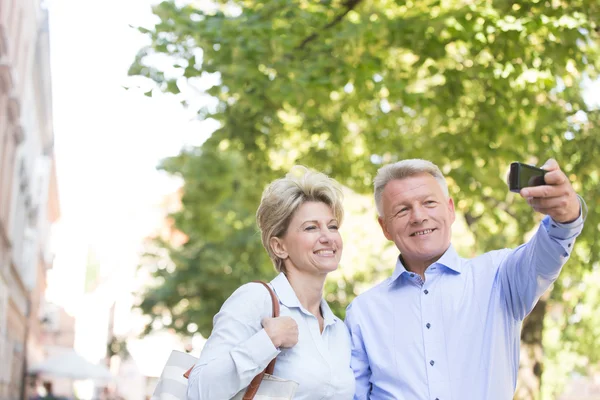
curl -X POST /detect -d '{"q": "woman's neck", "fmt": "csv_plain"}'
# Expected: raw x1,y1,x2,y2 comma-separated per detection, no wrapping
285,269,325,317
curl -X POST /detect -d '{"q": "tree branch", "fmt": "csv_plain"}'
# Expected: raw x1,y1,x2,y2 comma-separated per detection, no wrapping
482,195,518,220
463,196,518,231
296,0,363,50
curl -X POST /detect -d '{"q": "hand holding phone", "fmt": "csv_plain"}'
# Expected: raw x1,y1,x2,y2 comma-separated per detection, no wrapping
512,159,581,224
508,162,546,193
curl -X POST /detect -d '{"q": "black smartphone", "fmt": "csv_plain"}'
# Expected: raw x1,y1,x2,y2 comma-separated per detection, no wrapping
509,162,546,193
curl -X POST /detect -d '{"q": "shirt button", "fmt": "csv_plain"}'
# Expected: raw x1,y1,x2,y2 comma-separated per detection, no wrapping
426,323,431,329
568,243,572,247
424,289,429,294
410,273,415,277
430,360,435,366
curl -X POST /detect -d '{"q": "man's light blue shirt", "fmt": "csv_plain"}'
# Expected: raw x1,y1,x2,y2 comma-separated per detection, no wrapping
345,215,584,400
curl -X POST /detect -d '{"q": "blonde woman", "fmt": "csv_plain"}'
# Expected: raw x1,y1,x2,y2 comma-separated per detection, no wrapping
187,166,355,400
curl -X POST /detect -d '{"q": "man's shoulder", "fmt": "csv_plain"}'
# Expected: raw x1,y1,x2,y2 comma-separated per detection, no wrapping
347,277,393,311
476,248,514,263
461,248,514,273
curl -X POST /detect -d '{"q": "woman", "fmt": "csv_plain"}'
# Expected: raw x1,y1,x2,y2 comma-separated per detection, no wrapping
187,166,355,400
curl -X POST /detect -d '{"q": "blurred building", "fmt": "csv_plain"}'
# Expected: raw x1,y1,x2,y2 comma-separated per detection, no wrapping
37,303,76,398
0,0,59,399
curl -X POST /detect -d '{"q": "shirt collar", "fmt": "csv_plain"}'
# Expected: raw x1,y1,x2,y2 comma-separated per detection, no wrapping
389,244,462,285
435,244,462,273
271,273,301,309
320,298,339,327
270,272,339,326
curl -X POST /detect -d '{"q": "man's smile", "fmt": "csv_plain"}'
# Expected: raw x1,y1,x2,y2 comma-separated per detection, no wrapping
410,228,436,237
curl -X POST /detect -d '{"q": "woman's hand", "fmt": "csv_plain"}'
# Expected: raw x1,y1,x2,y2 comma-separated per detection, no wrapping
262,316,299,348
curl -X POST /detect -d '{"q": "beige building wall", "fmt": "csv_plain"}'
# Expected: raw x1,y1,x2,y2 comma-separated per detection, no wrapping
0,0,58,399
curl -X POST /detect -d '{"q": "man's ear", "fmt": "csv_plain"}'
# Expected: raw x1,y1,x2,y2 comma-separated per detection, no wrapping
378,216,393,241
448,197,456,224
269,236,288,259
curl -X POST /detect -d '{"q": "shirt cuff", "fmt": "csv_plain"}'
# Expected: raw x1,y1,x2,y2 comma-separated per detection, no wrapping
544,214,583,257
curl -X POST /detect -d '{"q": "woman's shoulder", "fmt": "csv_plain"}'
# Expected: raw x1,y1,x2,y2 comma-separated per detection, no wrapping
220,281,274,317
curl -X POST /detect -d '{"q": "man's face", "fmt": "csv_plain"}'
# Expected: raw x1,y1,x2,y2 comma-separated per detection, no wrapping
378,173,455,270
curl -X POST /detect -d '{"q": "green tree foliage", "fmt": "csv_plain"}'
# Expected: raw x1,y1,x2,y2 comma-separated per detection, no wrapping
130,0,599,398
137,141,278,337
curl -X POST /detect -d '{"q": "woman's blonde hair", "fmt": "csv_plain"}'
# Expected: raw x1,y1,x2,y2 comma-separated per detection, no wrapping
256,166,344,272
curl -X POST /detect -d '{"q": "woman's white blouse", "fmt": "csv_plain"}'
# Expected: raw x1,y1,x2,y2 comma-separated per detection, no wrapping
187,273,355,400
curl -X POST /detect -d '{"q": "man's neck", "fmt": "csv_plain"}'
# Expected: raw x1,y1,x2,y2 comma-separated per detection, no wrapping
400,244,453,279
400,256,430,279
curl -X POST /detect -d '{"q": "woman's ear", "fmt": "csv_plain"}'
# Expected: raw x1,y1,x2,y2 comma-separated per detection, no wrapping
269,236,288,260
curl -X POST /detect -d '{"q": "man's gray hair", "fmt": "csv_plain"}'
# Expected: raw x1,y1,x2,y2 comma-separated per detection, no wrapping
374,159,449,216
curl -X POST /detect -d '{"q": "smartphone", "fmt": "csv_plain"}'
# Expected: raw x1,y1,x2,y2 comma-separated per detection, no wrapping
509,162,546,193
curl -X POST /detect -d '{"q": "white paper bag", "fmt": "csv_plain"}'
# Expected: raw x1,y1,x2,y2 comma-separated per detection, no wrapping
151,350,197,400
152,350,298,400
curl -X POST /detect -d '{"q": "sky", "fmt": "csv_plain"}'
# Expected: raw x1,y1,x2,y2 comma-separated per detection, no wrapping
44,0,216,341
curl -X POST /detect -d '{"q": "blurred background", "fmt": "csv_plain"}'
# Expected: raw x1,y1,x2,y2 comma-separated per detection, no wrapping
0,0,598,399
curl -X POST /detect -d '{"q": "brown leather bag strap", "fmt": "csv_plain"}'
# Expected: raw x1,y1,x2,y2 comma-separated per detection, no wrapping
253,280,280,318
243,281,279,400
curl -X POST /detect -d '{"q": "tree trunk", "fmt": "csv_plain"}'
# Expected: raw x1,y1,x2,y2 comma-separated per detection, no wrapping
514,299,547,400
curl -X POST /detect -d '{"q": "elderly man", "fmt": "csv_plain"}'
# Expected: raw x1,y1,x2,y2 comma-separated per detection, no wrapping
345,158,585,400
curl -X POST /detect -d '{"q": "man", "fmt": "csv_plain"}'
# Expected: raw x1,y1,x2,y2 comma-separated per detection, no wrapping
344,158,585,400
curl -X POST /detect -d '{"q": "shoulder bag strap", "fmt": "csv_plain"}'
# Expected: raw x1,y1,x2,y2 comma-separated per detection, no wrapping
242,280,279,400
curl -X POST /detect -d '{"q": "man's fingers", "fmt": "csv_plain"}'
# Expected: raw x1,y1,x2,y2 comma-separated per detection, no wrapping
521,183,570,199
525,185,580,223
541,158,559,171
521,185,552,198
541,169,567,186
527,195,569,211
532,202,578,221
520,171,569,198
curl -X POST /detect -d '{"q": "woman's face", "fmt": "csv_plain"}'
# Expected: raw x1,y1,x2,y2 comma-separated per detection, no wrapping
272,201,343,276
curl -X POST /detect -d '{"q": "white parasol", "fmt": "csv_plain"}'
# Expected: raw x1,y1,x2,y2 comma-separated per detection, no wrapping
29,348,113,382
